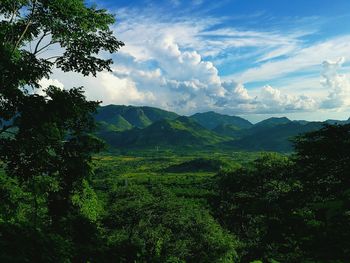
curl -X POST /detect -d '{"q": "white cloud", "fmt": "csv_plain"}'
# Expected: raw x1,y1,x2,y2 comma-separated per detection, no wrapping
113,7,307,61
258,85,317,113
321,57,350,109
89,72,155,105
102,8,319,114
39,78,64,90
234,35,350,83
40,5,350,118
46,69,155,106
36,78,64,95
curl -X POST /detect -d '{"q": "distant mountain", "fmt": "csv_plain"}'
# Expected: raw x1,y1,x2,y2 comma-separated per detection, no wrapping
94,104,349,153
100,116,230,149
212,123,243,138
254,117,292,128
227,121,324,152
95,105,179,131
190,111,253,130
325,118,350,125
240,117,293,137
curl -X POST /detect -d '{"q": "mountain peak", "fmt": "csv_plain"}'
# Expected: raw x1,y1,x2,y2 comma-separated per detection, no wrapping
255,117,291,127
190,112,252,130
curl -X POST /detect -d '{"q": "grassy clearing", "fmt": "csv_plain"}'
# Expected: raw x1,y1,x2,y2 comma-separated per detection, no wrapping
92,150,263,203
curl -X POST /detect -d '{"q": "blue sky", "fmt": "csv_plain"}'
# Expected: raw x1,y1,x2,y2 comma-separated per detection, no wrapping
48,0,350,122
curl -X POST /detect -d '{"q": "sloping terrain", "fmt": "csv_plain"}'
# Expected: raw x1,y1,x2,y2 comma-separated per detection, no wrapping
99,116,230,150
190,111,253,130
94,104,348,152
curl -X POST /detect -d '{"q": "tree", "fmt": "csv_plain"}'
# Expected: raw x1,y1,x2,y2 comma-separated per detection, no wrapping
294,124,350,198
212,126,350,262
212,154,303,262
104,185,238,263
0,0,123,250
292,124,350,261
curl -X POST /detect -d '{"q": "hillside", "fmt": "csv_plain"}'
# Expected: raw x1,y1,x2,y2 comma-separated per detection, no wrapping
227,121,324,152
212,123,243,137
94,104,349,153
254,117,292,128
325,117,350,125
190,111,253,130
95,105,179,131
99,116,230,150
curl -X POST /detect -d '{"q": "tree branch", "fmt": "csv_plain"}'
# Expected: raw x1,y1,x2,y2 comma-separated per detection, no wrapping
35,40,60,55
12,0,37,53
9,2,20,25
34,31,50,55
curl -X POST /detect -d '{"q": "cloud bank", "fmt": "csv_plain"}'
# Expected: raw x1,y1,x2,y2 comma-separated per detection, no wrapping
39,5,350,119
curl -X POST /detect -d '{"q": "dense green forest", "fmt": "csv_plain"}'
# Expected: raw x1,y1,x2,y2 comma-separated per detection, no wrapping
1,1,350,262
1,124,350,262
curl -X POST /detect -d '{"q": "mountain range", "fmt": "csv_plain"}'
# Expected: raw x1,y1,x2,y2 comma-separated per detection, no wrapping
94,105,350,152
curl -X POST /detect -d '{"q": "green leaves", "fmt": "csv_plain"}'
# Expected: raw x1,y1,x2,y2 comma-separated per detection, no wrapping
105,185,238,263
213,126,350,262
0,0,126,262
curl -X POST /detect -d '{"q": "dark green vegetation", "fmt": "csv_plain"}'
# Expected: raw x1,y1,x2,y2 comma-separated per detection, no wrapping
2,122,350,262
95,105,350,152
1,1,350,262
213,124,350,262
99,115,230,150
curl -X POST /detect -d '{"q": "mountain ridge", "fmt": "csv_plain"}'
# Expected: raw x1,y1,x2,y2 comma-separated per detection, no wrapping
94,105,349,152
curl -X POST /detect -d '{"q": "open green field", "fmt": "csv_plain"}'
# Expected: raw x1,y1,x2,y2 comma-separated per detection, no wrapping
92,151,263,201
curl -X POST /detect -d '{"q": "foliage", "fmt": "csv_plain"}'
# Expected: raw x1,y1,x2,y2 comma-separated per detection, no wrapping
212,125,350,262
1,1,349,262
0,0,123,261
103,185,238,263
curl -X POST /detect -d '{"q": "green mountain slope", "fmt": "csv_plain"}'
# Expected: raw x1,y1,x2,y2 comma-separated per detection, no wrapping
190,111,253,130
95,105,179,131
254,117,291,128
227,121,324,152
100,116,230,149
94,104,349,153
97,115,133,132
212,123,243,138
140,106,179,122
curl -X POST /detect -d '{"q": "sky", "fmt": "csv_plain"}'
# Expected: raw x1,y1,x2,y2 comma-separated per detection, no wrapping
42,0,350,122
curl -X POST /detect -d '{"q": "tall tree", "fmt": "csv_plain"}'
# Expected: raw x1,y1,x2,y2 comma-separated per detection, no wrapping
0,0,124,228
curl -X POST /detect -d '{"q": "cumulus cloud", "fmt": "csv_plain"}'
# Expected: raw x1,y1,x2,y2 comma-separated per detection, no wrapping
320,57,350,109
88,72,156,105
35,78,64,95
43,68,156,106
106,34,226,113
39,78,64,90
258,85,317,113
215,81,252,108
104,30,319,114
43,30,330,115
40,5,350,117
